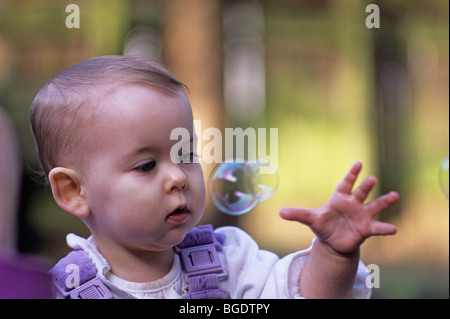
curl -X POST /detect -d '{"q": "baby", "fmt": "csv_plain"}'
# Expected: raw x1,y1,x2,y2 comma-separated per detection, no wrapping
30,55,399,299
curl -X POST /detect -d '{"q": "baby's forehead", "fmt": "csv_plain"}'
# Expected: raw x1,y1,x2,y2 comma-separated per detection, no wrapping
91,84,193,137
104,84,189,114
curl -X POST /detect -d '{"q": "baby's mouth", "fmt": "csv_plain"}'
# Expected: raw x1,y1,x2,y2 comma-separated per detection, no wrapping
166,206,190,224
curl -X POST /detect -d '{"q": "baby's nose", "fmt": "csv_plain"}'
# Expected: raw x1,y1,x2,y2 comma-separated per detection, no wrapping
164,163,187,192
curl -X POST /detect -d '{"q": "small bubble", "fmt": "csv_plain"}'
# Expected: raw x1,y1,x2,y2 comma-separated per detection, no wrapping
208,160,278,216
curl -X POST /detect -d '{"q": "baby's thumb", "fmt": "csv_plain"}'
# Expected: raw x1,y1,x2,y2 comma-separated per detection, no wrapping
279,207,316,226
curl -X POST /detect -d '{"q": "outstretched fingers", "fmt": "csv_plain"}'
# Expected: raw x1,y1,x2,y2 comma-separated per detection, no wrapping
279,207,316,227
370,220,397,236
279,162,400,249
366,191,400,218
352,176,377,203
335,162,363,195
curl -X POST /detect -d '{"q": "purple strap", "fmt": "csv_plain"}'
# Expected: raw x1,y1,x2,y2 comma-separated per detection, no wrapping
183,274,230,299
49,250,113,299
49,250,97,292
175,225,230,299
178,225,226,249
178,229,213,248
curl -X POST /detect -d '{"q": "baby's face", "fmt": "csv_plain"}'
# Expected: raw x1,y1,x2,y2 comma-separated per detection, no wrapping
79,84,205,253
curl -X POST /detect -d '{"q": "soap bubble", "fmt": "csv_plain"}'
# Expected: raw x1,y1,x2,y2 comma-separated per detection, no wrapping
439,155,449,199
208,160,279,216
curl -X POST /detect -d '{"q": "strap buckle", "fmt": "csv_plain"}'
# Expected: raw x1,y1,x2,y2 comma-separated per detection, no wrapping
54,277,113,299
70,278,114,299
175,225,228,284
176,243,228,283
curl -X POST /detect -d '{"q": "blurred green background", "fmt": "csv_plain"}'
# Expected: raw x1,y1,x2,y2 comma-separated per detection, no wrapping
0,0,448,298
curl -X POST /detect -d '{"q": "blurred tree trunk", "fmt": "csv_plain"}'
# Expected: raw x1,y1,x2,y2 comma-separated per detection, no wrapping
163,0,235,227
0,108,21,251
372,6,408,221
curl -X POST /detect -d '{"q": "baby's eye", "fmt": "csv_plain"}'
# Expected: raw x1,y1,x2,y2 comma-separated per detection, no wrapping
180,151,199,163
135,160,156,172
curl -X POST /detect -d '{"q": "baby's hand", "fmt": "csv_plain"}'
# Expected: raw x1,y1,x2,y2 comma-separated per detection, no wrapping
280,162,399,255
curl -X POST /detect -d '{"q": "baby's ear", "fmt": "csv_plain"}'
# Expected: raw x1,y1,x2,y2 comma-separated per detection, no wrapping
48,167,89,218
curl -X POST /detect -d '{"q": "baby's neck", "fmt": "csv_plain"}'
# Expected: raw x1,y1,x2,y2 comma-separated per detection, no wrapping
95,239,175,283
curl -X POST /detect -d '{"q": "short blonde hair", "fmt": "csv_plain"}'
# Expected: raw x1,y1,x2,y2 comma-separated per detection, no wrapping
30,55,186,178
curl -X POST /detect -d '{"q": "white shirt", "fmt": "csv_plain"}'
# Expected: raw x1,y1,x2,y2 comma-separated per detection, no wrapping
65,226,371,299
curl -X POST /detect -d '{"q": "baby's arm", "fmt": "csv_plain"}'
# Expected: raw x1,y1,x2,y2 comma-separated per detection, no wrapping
280,162,399,298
